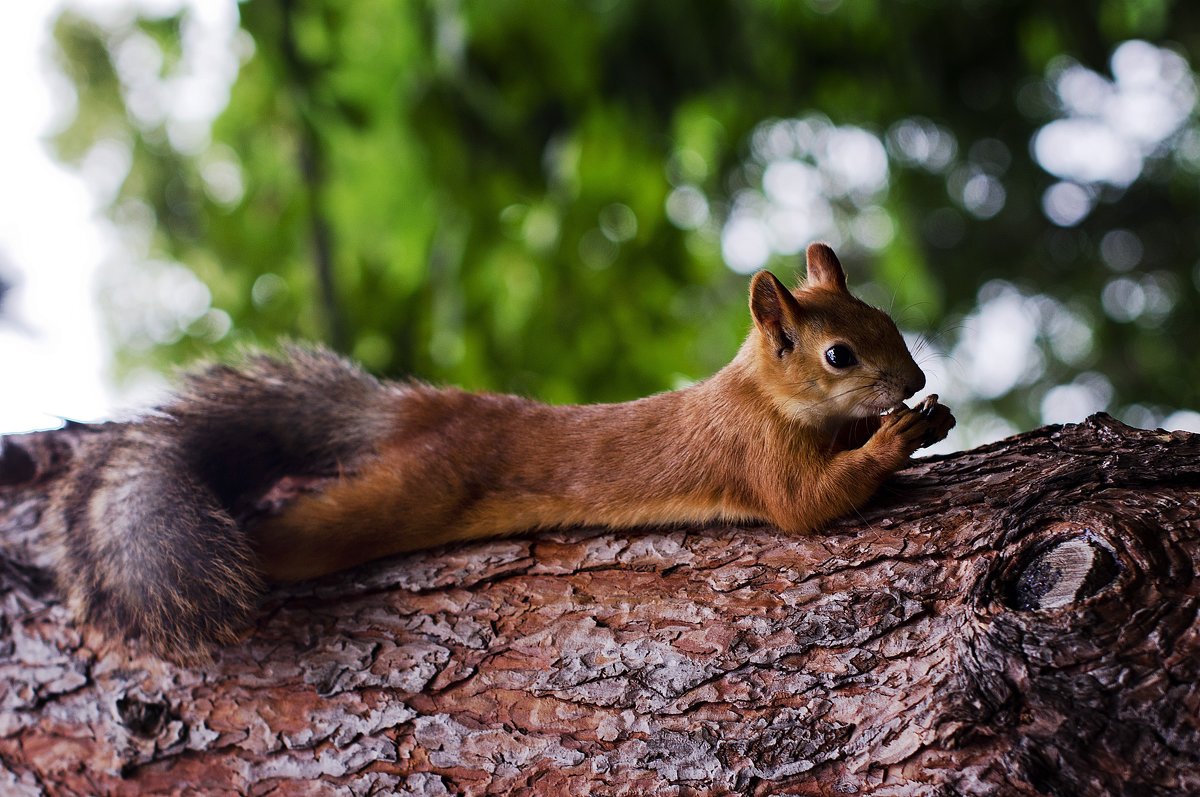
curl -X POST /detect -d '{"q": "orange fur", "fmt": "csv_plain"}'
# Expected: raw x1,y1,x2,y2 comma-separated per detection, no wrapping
255,243,955,582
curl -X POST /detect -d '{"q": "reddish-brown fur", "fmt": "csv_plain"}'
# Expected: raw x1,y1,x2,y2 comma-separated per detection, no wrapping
256,243,954,582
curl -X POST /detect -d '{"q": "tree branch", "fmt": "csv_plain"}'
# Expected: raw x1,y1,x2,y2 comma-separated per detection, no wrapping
278,0,346,352
1,415,1198,794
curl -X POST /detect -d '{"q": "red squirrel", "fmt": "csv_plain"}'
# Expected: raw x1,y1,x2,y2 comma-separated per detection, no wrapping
49,243,954,661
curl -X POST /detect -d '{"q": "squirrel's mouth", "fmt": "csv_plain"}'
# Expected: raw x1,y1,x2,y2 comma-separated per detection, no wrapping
851,399,904,420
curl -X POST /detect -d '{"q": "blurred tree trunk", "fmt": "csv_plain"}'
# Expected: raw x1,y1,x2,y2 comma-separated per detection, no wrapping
0,414,1198,796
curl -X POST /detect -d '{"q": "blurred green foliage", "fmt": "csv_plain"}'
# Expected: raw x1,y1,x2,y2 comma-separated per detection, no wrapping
49,0,1200,439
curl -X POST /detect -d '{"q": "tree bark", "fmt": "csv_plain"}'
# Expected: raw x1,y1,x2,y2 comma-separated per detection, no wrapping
0,414,1197,796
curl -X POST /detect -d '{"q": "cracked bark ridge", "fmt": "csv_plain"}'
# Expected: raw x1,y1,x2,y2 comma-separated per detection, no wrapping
1,414,1198,795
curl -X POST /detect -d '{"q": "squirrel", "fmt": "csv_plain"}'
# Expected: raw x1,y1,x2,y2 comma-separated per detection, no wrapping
47,242,954,662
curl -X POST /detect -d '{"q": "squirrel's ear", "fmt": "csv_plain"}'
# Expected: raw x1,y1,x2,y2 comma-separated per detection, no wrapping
804,242,848,292
749,270,802,355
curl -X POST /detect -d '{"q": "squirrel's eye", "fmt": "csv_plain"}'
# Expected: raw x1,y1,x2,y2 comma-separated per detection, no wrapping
824,344,858,369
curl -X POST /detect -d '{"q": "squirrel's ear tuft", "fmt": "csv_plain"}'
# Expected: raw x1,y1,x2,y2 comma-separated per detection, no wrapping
749,270,802,355
805,242,848,292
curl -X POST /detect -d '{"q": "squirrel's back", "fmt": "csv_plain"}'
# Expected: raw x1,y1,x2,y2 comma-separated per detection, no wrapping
50,347,394,661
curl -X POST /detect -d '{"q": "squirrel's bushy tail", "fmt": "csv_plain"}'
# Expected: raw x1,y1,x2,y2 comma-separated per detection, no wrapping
52,346,394,662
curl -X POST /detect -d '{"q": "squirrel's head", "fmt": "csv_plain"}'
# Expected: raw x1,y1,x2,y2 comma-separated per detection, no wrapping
746,242,925,425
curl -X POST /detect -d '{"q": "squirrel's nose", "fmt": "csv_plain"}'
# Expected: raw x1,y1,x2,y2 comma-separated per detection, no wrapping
903,369,926,399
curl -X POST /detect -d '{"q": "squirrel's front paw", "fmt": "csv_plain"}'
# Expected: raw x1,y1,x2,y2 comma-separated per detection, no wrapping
876,394,956,458
911,394,956,448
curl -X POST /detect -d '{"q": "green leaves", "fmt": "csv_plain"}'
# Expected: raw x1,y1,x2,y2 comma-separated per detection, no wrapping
49,0,1200,440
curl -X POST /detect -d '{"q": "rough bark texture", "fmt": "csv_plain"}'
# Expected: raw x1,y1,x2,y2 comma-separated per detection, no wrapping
0,414,1198,796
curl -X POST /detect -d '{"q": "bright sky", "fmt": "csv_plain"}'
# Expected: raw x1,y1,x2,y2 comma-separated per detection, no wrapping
0,2,117,433
0,0,233,434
